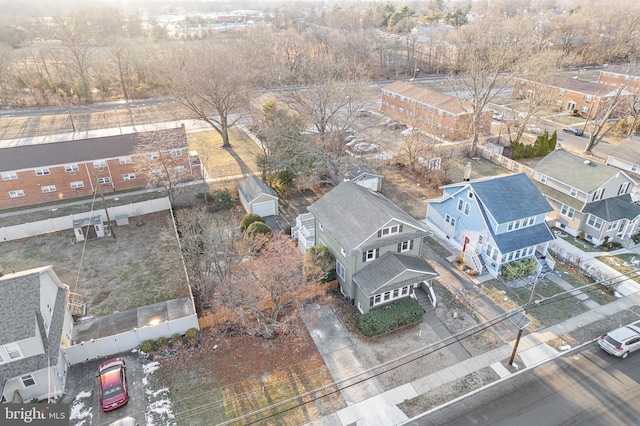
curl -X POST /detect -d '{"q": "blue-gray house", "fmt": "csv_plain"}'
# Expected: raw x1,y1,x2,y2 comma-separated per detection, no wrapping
425,173,556,276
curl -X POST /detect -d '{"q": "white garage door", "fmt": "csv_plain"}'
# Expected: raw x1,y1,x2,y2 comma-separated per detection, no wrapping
253,200,275,217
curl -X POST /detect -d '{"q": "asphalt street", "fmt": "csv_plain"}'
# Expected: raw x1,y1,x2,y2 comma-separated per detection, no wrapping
405,343,640,426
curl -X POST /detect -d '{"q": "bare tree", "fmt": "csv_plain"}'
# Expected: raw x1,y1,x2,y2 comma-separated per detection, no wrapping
176,206,244,312
449,15,535,155
220,233,308,338
583,86,631,154
161,39,255,148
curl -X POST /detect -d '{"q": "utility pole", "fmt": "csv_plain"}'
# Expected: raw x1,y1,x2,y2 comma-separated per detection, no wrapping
96,174,116,240
509,272,540,366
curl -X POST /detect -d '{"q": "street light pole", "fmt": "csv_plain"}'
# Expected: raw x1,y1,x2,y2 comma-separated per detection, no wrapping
508,272,541,366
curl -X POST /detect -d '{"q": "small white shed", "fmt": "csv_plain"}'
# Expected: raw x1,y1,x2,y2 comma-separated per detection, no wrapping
238,176,279,217
73,215,106,242
344,166,383,192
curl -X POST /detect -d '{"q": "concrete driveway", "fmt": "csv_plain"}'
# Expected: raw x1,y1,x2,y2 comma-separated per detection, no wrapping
302,304,384,405
62,351,146,426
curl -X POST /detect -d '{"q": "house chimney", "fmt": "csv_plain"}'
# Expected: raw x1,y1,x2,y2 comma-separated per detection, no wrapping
463,162,472,181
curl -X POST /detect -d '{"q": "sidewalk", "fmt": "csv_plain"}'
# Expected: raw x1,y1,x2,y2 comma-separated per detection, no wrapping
306,236,640,426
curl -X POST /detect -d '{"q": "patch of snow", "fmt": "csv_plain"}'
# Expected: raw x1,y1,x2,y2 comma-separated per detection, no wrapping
143,361,160,374
559,345,572,351
146,398,176,426
147,387,170,398
69,391,93,425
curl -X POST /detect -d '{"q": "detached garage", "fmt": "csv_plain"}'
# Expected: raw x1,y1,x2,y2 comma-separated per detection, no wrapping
238,176,279,217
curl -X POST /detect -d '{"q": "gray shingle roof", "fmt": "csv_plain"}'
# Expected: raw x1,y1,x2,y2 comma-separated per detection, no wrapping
492,223,557,254
583,194,640,221
307,182,427,252
238,176,278,203
353,252,438,296
0,267,68,394
383,81,471,115
607,135,640,166
0,127,187,173
469,173,553,223
535,150,624,193
532,180,584,211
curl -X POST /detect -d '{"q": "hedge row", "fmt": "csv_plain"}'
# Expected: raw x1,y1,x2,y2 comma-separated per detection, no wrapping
358,298,424,337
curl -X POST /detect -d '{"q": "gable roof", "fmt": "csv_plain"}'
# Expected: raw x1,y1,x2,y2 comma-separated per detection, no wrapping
307,181,427,253
491,223,556,254
383,81,471,115
237,176,278,203
353,252,438,296
535,149,632,193
607,135,640,166
0,266,69,391
600,65,640,79
468,173,553,223
0,127,188,173
346,165,382,181
583,194,640,221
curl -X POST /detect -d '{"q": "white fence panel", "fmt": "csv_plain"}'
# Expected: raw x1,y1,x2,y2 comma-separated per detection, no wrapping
0,197,171,242
92,336,119,358
136,322,172,343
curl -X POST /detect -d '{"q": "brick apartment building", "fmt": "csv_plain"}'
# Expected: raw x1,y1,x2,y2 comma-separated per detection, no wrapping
0,126,202,210
598,64,640,94
514,77,631,119
381,81,491,141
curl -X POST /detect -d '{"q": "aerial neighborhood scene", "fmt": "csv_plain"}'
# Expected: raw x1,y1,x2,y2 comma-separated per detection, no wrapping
2,0,640,424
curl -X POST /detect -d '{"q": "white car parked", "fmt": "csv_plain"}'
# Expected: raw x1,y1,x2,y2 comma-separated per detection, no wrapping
598,320,640,359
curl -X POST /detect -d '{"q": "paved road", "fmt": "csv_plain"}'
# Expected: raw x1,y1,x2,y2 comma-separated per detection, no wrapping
405,343,640,425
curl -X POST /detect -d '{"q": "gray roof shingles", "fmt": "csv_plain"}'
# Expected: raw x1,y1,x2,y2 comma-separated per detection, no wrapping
238,176,278,203
307,182,427,253
535,149,624,193
353,252,438,296
0,127,187,173
583,194,640,221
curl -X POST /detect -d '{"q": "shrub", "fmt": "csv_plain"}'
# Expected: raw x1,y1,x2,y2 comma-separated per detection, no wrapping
211,189,236,210
358,298,424,337
245,221,272,235
510,130,557,160
156,337,169,348
140,340,157,353
579,230,586,240
502,257,538,280
303,245,336,282
186,328,200,340
240,213,265,232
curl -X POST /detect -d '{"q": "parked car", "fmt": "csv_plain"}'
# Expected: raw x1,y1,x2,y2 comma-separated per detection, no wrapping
562,126,584,136
598,320,640,358
401,127,420,136
492,110,503,121
524,124,543,134
388,121,407,130
98,358,129,412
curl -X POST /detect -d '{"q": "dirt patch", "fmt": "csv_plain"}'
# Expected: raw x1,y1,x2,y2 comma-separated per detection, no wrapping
155,319,344,425
0,211,188,317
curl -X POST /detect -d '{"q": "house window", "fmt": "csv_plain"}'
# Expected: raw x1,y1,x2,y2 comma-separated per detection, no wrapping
374,294,381,304
445,214,456,227
6,343,21,360
438,109,443,116
123,173,136,180
584,95,592,102
618,182,630,195
70,181,84,189
1,172,17,181
97,177,111,184
393,289,399,298
539,174,547,183
94,160,107,169
119,156,132,164
380,224,402,237
457,199,470,215
384,291,391,301
608,221,618,230
560,205,575,219
174,166,185,173
147,152,159,160
21,375,35,387
513,220,521,230
398,240,413,253
362,249,379,262
171,149,183,157
41,185,56,193
64,164,79,172
593,188,604,201
35,168,50,176
559,89,566,95
632,165,638,172
570,188,578,198
9,190,25,198
336,260,345,280
581,106,589,113
587,215,603,230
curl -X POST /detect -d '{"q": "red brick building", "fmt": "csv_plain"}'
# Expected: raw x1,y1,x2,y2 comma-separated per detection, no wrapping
381,81,491,141
0,126,201,210
514,77,631,119
597,65,640,94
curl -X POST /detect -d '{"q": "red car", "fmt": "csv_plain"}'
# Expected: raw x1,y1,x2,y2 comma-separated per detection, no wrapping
98,358,129,412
